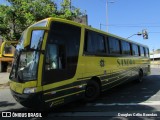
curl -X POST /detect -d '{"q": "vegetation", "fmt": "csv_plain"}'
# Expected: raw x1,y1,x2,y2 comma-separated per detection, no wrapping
0,0,83,40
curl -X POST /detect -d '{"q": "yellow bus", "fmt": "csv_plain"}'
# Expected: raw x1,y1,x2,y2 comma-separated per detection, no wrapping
0,41,18,72
9,17,150,109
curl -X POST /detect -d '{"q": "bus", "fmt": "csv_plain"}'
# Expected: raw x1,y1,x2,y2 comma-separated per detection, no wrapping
0,41,17,72
9,17,150,109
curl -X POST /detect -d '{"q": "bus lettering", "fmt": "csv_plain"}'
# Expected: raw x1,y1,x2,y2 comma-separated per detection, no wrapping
117,59,135,66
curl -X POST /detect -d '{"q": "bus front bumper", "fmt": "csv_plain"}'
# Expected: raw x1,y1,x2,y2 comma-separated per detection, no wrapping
10,89,46,109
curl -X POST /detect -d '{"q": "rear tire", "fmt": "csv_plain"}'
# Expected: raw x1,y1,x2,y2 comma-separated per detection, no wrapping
84,80,100,102
137,70,143,83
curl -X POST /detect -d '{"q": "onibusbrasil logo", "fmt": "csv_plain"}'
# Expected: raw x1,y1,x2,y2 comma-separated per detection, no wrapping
1,112,43,118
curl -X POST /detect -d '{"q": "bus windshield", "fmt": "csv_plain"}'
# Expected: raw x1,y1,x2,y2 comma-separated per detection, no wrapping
10,30,44,82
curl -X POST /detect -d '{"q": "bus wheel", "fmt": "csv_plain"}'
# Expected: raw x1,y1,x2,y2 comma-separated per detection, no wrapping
85,80,100,102
137,70,143,83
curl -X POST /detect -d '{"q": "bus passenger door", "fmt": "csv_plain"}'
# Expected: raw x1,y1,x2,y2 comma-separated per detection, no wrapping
42,42,80,106
42,22,81,105
43,43,68,85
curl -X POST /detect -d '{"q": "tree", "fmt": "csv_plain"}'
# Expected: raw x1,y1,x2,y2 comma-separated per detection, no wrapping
58,0,82,20
0,0,83,40
0,5,11,40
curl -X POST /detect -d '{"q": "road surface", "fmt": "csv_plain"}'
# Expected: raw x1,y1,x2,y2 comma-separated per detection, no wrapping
0,68,160,120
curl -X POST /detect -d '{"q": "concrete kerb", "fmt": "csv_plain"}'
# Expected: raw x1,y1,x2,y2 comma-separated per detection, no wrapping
151,64,160,68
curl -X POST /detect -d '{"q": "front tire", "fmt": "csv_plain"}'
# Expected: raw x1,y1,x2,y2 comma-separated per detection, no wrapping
85,80,100,102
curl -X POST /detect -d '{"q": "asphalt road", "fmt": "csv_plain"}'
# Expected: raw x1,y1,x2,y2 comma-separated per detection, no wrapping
0,68,160,120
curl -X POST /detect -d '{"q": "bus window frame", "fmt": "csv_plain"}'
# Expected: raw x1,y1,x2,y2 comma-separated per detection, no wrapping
145,47,149,58
132,44,140,56
121,41,132,55
83,29,107,56
144,47,146,57
108,36,121,55
140,46,145,57
83,28,149,58
24,27,49,49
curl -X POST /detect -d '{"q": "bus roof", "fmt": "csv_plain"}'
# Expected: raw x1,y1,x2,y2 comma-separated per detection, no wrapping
32,17,149,48
83,24,149,48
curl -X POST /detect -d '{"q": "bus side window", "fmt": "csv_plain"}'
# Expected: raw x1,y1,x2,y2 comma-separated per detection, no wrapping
145,48,149,57
84,30,106,55
140,46,145,57
121,41,131,55
95,34,106,53
84,31,95,53
144,47,147,57
132,44,139,56
108,37,121,54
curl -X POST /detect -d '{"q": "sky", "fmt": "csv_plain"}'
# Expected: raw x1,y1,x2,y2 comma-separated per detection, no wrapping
0,0,160,52
72,0,160,52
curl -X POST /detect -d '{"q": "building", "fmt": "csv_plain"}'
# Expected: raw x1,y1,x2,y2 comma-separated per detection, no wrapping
150,49,160,65
74,15,88,25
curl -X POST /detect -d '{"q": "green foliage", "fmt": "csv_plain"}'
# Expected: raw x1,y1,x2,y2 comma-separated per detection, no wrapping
0,5,10,40
57,0,82,20
0,0,83,40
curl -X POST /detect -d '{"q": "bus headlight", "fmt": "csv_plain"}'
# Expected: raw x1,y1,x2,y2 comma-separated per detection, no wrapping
24,87,37,94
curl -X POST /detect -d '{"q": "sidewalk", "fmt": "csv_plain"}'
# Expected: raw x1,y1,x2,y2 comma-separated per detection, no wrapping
0,73,10,85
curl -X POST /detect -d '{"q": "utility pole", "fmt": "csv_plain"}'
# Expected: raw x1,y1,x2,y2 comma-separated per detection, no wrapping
153,49,154,63
106,0,114,32
69,0,71,10
106,0,108,32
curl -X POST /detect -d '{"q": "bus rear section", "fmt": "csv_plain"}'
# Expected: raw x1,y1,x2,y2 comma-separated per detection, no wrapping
80,28,150,98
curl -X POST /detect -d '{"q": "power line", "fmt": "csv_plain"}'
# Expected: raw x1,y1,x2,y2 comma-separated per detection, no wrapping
100,24,160,28
148,32,160,34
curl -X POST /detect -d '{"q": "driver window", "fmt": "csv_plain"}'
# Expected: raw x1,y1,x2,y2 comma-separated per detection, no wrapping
45,44,65,70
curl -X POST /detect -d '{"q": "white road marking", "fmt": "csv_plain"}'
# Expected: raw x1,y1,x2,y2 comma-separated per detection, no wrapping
50,111,160,117
50,111,155,117
86,101,160,106
153,95,160,97
48,101,160,117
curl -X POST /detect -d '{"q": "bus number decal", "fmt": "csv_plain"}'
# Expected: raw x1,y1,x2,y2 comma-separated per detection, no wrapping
100,59,105,67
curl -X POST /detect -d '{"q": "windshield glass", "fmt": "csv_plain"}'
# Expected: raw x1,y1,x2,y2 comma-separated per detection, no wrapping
10,51,40,81
10,32,25,80
30,30,44,50
18,51,39,81
10,30,44,82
